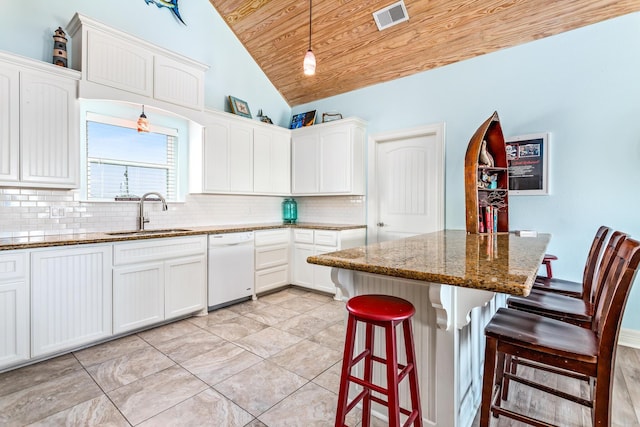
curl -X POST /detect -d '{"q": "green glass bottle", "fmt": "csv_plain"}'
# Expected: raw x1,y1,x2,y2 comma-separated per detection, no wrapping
282,198,297,224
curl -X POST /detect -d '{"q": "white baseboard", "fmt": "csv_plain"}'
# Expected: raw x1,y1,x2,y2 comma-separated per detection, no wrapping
619,328,640,349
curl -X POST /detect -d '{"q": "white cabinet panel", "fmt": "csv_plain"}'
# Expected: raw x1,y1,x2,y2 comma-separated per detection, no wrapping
113,236,207,333
113,262,164,334
253,127,291,195
86,29,153,96
229,124,253,192
0,52,80,188
0,62,19,182
165,255,206,320
0,252,29,369
203,119,230,192
154,55,204,110
20,70,78,187
254,229,290,295
31,245,112,358
292,228,366,295
291,118,366,196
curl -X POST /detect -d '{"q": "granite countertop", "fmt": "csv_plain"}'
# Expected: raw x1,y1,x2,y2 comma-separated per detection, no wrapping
0,222,366,251
307,229,550,296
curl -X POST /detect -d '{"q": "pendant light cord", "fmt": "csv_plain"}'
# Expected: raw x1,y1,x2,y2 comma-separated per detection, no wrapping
308,0,312,50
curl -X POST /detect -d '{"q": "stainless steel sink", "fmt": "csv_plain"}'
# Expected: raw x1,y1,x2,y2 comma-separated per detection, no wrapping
105,228,192,237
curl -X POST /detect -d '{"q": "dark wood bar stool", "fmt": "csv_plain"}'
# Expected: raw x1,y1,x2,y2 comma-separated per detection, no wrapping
480,236,640,427
533,225,611,297
508,230,626,327
335,294,422,427
540,253,557,277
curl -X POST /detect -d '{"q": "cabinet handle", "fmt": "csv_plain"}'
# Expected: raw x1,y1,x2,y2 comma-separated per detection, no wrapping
377,222,386,227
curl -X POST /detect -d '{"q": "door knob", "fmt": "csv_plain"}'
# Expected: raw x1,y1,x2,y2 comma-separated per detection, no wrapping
377,222,385,227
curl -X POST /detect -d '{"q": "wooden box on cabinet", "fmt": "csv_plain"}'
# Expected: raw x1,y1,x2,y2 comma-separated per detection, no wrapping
464,111,509,234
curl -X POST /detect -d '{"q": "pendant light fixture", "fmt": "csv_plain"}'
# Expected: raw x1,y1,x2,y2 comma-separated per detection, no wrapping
303,0,316,76
136,105,149,133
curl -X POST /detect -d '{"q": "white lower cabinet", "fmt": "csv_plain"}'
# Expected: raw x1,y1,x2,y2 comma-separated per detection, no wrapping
31,245,112,358
112,236,206,334
292,228,366,294
254,229,289,294
0,251,29,369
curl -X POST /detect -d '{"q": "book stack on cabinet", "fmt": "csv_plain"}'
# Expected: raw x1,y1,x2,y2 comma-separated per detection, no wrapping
464,111,509,234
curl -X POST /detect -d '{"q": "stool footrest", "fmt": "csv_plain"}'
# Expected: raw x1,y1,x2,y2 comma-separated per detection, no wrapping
348,375,388,396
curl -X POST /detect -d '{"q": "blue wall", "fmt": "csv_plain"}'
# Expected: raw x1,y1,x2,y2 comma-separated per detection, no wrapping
0,0,292,127
294,12,640,330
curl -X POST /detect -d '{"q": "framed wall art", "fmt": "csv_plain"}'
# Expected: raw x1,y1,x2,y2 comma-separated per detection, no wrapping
505,132,550,195
290,110,316,129
228,96,252,118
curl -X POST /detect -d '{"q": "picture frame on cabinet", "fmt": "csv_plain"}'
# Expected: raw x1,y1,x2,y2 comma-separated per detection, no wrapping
505,132,550,195
290,110,316,129
228,96,252,118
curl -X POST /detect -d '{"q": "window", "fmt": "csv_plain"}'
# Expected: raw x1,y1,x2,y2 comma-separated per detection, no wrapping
86,113,178,201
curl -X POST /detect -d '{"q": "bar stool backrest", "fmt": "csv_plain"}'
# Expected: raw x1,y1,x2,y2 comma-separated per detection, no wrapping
580,226,612,302
588,231,628,308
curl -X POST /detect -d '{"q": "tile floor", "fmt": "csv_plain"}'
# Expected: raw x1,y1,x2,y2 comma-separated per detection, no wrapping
1,286,638,426
0,287,363,426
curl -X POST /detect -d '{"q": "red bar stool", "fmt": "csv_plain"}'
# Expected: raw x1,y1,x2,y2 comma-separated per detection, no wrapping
541,253,557,278
335,294,422,427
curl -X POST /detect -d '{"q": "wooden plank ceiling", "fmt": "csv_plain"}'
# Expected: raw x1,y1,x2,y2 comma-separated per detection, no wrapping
208,0,640,107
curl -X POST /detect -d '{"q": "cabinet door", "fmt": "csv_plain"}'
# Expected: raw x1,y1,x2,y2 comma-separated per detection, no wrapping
254,128,290,194
31,246,112,357
154,55,204,110
113,262,165,334
165,255,206,320
319,126,351,193
86,28,153,96
291,132,318,194
0,280,29,368
229,122,253,192
292,243,315,288
0,62,19,183
203,118,230,192
313,245,338,294
20,70,79,187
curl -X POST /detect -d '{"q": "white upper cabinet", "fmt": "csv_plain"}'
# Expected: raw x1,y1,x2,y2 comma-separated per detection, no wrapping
0,52,80,188
67,13,208,113
197,110,290,195
253,126,291,195
291,118,366,195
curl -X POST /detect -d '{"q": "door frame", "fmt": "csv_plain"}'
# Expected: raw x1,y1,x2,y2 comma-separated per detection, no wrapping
367,123,446,243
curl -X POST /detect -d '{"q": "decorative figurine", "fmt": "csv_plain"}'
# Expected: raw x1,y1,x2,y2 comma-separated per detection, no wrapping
257,109,273,124
144,0,186,25
52,27,68,67
478,139,495,167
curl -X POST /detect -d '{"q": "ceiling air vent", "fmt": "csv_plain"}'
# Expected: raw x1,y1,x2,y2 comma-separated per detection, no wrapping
373,0,409,31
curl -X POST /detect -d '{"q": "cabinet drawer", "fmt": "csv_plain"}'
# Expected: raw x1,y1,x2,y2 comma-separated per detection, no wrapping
255,229,289,246
255,244,289,270
0,252,26,281
255,265,288,292
293,229,314,244
314,230,338,246
113,236,207,265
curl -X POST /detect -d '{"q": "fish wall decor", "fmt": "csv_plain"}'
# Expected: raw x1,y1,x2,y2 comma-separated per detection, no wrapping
144,0,185,25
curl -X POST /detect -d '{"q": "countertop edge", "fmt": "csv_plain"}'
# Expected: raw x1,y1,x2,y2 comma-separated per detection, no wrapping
0,222,367,251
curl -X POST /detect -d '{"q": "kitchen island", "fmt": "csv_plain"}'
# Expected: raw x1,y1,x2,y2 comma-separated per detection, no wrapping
307,229,550,427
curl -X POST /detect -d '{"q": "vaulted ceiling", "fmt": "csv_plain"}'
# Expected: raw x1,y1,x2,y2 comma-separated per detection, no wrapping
208,0,639,107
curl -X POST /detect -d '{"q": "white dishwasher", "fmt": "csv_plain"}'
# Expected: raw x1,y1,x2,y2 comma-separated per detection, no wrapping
208,231,255,310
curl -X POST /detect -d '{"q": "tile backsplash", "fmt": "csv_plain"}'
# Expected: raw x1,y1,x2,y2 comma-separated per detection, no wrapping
0,188,366,237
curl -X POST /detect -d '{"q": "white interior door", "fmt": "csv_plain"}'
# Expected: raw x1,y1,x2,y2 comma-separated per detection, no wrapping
368,124,445,243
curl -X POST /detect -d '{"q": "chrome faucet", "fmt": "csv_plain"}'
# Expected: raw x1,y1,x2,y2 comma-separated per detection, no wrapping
138,192,168,230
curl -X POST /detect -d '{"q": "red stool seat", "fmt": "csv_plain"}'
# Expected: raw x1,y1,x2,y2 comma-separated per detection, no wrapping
335,294,422,427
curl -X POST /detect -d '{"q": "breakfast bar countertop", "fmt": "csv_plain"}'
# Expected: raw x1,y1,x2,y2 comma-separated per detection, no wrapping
0,222,367,251
307,229,551,296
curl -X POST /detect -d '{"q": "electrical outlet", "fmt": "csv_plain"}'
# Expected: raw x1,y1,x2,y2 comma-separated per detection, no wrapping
50,206,66,218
